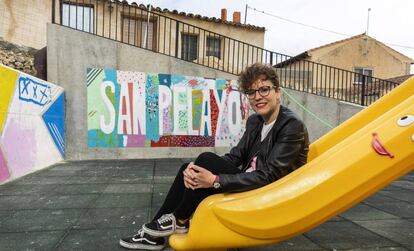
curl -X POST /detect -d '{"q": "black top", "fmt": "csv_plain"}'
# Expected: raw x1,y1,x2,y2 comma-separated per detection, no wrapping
220,106,310,193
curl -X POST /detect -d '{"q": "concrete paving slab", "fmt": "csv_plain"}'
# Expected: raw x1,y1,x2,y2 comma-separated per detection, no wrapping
48,164,91,171
363,193,401,205
354,219,414,250
155,164,182,177
389,180,414,190
344,247,409,251
108,176,153,184
56,227,138,251
381,185,406,191
31,194,99,209
0,195,44,210
153,183,173,195
326,215,344,222
52,184,108,195
234,235,322,251
153,176,176,184
0,184,57,196
0,209,86,232
363,201,414,219
0,231,65,250
399,173,414,181
77,169,117,177
340,204,400,221
74,207,148,229
0,210,15,227
14,175,75,185
90,194,152,209
305,221,396,249
103,184,152,194
67,176,111,184
35,169,79,177
377,189,414,203
115,169,154,179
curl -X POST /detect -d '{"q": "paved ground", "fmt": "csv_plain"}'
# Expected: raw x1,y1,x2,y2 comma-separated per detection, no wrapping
0,159,412,251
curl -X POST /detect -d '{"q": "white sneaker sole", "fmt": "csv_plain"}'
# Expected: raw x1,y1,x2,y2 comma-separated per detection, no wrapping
119,239,165,250
142,225,174,237
175,228,189,234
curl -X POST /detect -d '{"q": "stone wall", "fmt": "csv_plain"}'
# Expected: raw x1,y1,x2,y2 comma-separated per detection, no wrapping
0,37,37,76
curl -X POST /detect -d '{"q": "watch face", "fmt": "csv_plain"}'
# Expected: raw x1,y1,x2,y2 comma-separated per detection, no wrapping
213,182,220,189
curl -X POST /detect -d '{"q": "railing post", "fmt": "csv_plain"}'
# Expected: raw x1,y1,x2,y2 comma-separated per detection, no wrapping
269,52,273,65
175,21,180,58
52,0,56,24
361,75,366,106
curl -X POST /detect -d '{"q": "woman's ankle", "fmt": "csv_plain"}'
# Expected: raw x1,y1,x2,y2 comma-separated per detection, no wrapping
177,218,189,224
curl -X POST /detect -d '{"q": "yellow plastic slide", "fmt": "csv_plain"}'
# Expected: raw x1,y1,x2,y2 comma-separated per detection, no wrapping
169,76,414,250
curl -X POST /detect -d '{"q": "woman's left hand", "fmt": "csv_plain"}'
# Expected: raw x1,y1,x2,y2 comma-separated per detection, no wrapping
191,165,216,189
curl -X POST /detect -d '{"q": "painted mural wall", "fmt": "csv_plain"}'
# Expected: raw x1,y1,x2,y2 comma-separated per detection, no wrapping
87,69,250,147
0,64,65,184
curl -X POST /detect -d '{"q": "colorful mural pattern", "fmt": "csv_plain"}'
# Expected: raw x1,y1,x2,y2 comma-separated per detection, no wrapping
87,69,250,147
0,64,65,184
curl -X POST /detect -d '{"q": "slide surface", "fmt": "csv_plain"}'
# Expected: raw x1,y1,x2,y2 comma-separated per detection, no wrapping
169,77,414,250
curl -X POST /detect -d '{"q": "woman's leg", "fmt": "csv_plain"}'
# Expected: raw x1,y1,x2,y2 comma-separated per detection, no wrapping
152,162,189,221
173,152,242,220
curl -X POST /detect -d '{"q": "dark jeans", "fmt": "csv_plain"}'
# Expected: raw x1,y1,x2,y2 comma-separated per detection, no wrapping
153,152,242,221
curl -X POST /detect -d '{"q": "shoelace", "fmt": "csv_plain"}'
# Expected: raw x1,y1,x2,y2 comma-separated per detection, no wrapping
158,214,174,224
134,229,144,238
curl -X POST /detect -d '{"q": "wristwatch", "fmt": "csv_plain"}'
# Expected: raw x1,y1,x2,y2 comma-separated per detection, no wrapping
213,175,221,189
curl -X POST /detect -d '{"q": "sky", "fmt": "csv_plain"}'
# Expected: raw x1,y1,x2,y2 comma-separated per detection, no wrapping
131,0,414,73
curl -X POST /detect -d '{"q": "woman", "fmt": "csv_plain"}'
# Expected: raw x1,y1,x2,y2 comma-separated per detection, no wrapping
120,63,309,250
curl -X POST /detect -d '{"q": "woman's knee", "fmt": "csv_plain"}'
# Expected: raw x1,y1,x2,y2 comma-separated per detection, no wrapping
194,152,219,167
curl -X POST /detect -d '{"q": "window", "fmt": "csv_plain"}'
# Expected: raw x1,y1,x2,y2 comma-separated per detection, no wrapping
354,67,373,84
62,3,94,33
206,36,221,59
122,17,156,50
181,34,198,61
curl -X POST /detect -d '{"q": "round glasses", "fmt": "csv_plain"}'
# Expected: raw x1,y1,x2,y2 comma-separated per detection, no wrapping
244,86,276,99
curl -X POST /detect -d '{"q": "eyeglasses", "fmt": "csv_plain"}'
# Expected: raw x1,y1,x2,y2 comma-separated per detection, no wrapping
244,86,276,99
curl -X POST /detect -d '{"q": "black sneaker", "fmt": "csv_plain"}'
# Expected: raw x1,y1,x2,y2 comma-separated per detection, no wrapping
175,219,189,234
119,229,165,250
143,213,176,237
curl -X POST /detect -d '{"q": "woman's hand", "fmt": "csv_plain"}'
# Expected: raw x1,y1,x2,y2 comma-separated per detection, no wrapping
183,162,197,189
191,165,216,189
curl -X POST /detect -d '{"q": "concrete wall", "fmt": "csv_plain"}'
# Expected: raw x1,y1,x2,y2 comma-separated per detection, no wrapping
48,24,364,160
48,24,236,160
0,64,64,184
281,88,363,142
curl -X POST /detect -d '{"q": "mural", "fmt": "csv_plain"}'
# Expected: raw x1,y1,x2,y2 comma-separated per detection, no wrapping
0,64,65,184
87,69,250,147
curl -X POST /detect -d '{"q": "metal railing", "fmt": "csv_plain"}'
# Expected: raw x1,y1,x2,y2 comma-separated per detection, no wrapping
52,0,399,106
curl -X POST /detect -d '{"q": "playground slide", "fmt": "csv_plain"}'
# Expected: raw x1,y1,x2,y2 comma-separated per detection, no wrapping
169,76,414,250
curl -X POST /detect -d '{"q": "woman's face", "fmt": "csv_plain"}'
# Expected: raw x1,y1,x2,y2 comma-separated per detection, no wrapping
247,78,281,122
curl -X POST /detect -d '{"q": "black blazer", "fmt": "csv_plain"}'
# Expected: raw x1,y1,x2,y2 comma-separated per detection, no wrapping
220,106,309,193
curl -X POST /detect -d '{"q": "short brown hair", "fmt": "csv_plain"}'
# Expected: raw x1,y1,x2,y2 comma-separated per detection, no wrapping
238,63,279,91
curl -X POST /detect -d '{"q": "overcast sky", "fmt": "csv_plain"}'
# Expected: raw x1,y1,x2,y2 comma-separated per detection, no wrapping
135,0,414,73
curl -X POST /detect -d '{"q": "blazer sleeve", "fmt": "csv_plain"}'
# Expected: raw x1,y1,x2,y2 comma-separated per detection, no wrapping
218,118,307,193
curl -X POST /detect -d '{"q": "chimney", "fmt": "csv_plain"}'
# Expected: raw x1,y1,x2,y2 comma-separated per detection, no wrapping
221,8,227,21
233,11,241,23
